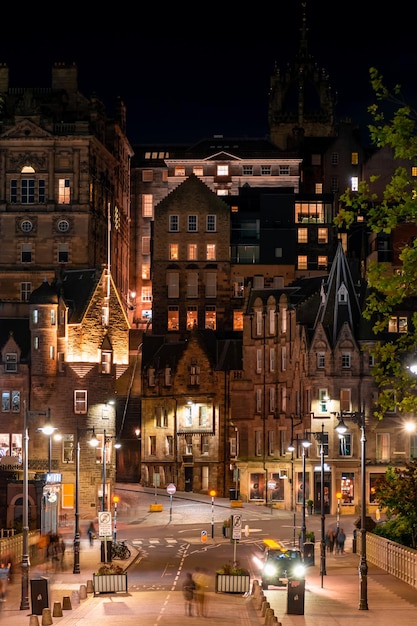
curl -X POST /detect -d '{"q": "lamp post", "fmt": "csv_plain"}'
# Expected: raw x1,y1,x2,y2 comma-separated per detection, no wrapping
336,491,342,530
209,489,216,538
336,412,368,610
303,424,327,588
300,438,311,548
21,403,52,610
113,495,119,541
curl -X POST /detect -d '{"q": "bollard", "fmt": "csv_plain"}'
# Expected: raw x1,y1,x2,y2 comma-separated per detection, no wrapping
264,607,275,625
62,596,72,610
71,589,80,605
86,579,94,594
261,600,270,617
41,607,53,626
53,601,63,617
79,584,87,599
29,616,40,626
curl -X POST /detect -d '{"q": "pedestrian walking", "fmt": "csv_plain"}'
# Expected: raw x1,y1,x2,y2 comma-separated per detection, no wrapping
0,560,11,602
193,567,209,617
182,572,196,617
336,528,346,554
326,529,335,553
87,522,96,546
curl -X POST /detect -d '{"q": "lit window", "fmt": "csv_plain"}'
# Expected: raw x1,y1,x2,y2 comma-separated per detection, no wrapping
351,177,359,192
315,183,323,194
193,166,203,176
206,244,216,260
101,351,112,374
142,265,150,280
205,306,216,329
233,311,243,330
141,287,152,302
297,255,308,270
169,244,179,260
351,152,359,165
318,228,328,244
168,306,179,330
319,389,328,413
142,194,153,217
175,166,185,177
58,178,71,204
298,228,308,243
217,165,228,176
317,255,327,270
188,244,198,260
187,306,198,329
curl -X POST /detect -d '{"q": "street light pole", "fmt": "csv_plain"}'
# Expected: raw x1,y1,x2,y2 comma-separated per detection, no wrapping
20,403,29,610
336,412,368,610
73,433,81,574
319,423,326,587
209,489,216,538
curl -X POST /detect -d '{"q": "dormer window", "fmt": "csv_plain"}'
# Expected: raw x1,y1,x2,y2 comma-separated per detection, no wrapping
337,284,348,304
5,353,17,372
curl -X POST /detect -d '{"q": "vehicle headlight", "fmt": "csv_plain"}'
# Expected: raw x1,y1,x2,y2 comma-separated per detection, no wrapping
263,563,277,576
292,564,305,579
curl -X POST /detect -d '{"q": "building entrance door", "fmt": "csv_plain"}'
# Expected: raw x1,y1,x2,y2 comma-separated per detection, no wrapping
184,466,193,492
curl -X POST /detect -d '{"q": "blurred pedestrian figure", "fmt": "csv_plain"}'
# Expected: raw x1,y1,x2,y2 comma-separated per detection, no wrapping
326,529,335,553
87,522,96,546
0,560,11,602
182,572,196,616
59,537,66,570
337,528,346,554
193,567,209,617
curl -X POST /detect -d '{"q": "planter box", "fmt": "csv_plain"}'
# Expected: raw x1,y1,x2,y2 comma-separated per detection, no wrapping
230,500,243,508
93,573,128,595
215,573,250,593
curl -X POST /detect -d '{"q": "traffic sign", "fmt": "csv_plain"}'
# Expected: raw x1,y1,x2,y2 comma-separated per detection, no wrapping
98,511,112,537
232,513,242,540
166,483,176,495
201,530,207,543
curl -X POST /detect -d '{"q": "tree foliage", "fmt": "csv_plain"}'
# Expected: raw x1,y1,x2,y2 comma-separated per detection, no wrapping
336,68,417,418
374,461,417,548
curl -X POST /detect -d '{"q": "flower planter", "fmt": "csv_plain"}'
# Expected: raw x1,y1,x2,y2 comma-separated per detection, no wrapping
93,573,128,595
215,573,250,593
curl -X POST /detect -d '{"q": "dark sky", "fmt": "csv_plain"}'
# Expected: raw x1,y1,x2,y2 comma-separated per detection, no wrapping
1,4,416,146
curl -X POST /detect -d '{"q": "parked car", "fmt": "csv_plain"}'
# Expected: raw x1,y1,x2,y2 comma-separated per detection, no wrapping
258,540,305,590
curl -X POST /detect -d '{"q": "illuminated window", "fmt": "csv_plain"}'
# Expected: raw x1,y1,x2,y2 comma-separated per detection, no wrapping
141,287,152,302
318,228,328,244
174,166,185,176
187,306,198,329
142,194,153,217
193,166,203,176
297,255,308,270
217,165,228,176
317,255,327,270
169,243,179,260
142,236,150,255
167,306,179,330
315,183,323,193
188,244,198,260
319,389,328,413
58,178,71,204
351,152,359,165
142,265,150,280
205,306,216,330
206,244,216,260
298,228,308,243
101,351,112,374
351,177,359,192
233,311,243,330
63,434,75,463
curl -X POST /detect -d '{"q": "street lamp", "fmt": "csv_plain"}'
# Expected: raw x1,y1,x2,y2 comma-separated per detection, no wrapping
336,491,342,530
303,423,327,588
21,403,52,610
113,495,120,541
336,412,368,610
209,489,216,538
300,437,311,549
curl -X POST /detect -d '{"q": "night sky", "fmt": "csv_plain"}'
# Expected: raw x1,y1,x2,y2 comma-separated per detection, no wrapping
2,3,416,145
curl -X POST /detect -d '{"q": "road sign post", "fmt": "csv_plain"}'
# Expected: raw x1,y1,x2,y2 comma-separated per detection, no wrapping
166,483,176,522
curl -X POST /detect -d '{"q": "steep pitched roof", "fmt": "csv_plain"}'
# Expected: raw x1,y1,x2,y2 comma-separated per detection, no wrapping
314,242,363,346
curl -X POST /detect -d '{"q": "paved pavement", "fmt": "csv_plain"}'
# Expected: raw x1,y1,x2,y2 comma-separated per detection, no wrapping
2,485,417,625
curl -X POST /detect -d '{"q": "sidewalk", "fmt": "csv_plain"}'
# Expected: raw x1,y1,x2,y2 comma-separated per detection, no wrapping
2,486,417,625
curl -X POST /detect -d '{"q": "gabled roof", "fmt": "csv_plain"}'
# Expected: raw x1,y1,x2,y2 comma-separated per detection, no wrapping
0,319,30,361
313,242,363,346
56,268,102,324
